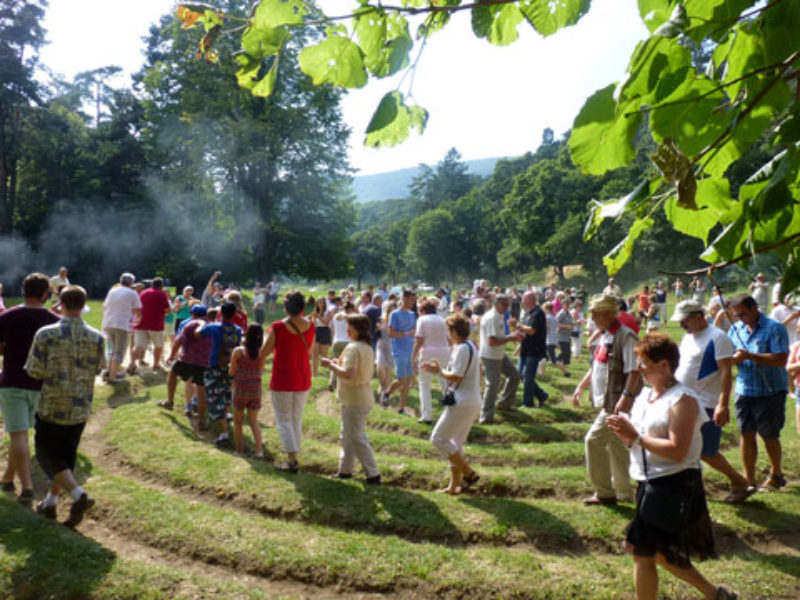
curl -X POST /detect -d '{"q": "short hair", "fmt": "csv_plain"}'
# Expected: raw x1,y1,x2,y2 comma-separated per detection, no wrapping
402,289,416,298
494,293,510,306
206,307,219,320
152,277,164,289
283,290,306,316
23,272,50,299
361,291,372,301
346,313,372,344
729,294,758,310
120,272,135,286
419,299,437,314
220,302,237,320
472,300,486,316
445,313,471,339
343,301,356,313
635,332,680,374
60,285,87,311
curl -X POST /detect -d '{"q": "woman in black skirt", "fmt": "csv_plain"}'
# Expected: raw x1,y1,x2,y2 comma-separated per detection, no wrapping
607,333,737,600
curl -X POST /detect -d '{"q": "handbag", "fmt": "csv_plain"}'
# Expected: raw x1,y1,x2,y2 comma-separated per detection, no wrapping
638,448,691,533
441,342,473,407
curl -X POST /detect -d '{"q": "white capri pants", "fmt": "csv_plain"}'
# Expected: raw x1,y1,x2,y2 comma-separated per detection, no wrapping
418,347,450,422
339,404,379,477
430,402,481,457
271,390,308,453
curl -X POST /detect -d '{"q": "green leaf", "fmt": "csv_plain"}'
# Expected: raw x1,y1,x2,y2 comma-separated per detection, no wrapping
242,24,289,59
355,11,412,77
664,177,733,242
603,216,654,275
251,56,279,97
519,0,592,37
683,0,753,43
649,75,729,156
637,0,676,34
569,84,641,175
235,54,261,89
253,0,306,29
364,91,428,148
298,36,367,88
653,3,689,37
618,37,692,105
472,3,524,46
584,179,655,240
780,247,800,299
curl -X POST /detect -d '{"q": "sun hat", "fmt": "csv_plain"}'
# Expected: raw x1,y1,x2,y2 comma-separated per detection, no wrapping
588,294,619,313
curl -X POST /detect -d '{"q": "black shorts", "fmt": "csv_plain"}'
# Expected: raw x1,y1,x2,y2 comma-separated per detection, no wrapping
315,326,332,345
546,345,559,364
34,415,86,479
172,361,206,385
558,341,572,366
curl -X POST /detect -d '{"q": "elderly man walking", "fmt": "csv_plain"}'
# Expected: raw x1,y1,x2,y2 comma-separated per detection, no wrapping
728,294,789,491
479,294,524,424
673,299,755,503
573,294,640,505
102,272,141,382
25,286,105,527
513,291,549,408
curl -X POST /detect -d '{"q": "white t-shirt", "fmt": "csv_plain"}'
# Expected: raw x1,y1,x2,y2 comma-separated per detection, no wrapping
590,327,637,409
436,296,449,319
772,283,782,305
332,313,349,344
751,281,768,307
415,314,449,358
770,304,797,346
628,383,707,481
448,341,481,405
479,308,506,360
103,286,142,331
675,325,734,409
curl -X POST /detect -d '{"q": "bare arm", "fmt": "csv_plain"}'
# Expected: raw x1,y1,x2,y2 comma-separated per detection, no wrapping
229,347,241,377
572,368,593,407
713,358,733,426
261,326,277,356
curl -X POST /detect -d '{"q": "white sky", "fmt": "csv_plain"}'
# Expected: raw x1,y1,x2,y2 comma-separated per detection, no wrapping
40,0,648,175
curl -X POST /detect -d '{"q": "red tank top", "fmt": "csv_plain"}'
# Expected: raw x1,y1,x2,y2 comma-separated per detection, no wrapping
269,319,315,392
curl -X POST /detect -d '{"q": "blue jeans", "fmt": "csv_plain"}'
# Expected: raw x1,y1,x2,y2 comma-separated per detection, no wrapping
519,354,548,407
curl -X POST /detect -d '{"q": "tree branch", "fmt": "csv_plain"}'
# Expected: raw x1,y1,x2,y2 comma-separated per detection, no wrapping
658,231,800,277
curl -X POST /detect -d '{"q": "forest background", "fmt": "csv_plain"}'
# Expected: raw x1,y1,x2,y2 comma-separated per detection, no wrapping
0,0,787,296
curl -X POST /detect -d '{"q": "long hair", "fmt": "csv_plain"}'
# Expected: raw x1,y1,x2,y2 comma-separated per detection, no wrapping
244,324,264,359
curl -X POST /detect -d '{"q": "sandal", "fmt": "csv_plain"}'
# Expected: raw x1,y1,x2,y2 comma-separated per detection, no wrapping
759,473,787,492
723,485,756,504
715,585,738,599
462,471,480,489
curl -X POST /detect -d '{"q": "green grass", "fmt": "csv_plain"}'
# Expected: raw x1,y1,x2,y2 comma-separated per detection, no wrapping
2,316,799,598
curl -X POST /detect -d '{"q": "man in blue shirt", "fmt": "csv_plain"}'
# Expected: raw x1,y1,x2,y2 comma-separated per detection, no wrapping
728,294,789,491
387,290,417,415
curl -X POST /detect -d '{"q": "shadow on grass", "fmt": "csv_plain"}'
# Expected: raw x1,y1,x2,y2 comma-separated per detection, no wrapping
713,520,800,579
103,379,152,409
0,498,115,599
461,495,590,553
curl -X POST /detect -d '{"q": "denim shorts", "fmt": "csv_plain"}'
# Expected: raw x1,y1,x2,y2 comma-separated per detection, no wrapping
735,392,787,439
700,408,722,457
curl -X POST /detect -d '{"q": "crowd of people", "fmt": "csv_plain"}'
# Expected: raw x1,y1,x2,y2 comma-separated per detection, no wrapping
1,267,797,600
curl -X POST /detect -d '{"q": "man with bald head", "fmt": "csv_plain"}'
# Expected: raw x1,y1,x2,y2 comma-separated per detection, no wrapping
512,291,549,408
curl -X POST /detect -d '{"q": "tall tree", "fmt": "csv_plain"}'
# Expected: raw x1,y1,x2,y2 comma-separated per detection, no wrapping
0,0,47,234
409,147,475,211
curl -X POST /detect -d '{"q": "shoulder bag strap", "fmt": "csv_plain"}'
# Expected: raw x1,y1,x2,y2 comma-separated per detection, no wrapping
286,318,311,352
450,342,473,391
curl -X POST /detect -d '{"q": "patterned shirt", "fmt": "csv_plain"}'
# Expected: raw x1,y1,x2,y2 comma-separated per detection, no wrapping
728,314,789,397
25,317,106,425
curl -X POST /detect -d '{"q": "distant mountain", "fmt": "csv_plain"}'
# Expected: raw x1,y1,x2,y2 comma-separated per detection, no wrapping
351,157,503,204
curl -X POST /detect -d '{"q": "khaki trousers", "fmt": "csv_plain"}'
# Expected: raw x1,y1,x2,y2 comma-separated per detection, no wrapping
585,409,633,500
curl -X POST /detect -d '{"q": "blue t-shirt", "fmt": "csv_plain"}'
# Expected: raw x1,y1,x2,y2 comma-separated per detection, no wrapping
389,309,416,357
200,321,242,368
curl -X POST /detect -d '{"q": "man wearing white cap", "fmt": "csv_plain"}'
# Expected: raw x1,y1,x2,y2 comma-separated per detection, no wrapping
673,300,755,503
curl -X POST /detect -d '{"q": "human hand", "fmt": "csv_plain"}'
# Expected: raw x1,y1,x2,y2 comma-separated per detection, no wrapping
422,360,440,374
732,349,749,364
713,404,730,427
606,414,637,444
572,390,581,407
320,357,332,368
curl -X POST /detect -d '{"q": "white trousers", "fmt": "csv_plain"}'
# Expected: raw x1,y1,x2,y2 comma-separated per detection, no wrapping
339,404,379,477
431,402,481,457
271,391,307,453
418,347,450,421
571,333,583,357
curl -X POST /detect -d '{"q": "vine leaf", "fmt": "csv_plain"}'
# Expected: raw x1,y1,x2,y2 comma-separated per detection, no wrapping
603,216,655,275
472,3,524,46
519,0,592,37
252,56,280,97
254,0,306,29
664,177,733,242
298,35,367,88
569,84,641,175
584,179,654,241
364,91,428,148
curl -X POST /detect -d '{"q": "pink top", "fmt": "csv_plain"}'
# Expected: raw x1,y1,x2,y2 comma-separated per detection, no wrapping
233,351,265,403
790,342,800,388
269,319,315,392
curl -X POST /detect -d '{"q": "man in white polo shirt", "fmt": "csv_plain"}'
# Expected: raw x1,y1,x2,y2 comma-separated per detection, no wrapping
673,299,755,503
479,294,524,424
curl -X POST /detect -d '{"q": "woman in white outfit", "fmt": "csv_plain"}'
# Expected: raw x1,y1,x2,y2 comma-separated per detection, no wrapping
422,313,481,494
413,300,451,424
323,314,381,484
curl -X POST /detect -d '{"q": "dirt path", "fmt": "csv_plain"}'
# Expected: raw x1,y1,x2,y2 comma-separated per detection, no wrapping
73,382,409,600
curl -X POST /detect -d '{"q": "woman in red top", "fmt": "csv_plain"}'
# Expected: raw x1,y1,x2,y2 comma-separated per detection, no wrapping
262,290,314,472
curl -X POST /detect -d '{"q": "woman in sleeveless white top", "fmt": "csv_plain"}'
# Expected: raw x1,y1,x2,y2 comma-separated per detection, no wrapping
607,332,737,600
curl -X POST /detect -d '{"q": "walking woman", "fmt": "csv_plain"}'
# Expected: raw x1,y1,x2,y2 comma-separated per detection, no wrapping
262,291,314,473
413,299,450,424
607,333,737,600
229,324,266,458
422,313,481,494
311,297,333,376
322,314,381,484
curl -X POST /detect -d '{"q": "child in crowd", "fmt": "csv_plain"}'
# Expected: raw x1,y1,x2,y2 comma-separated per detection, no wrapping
229,324,266,457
